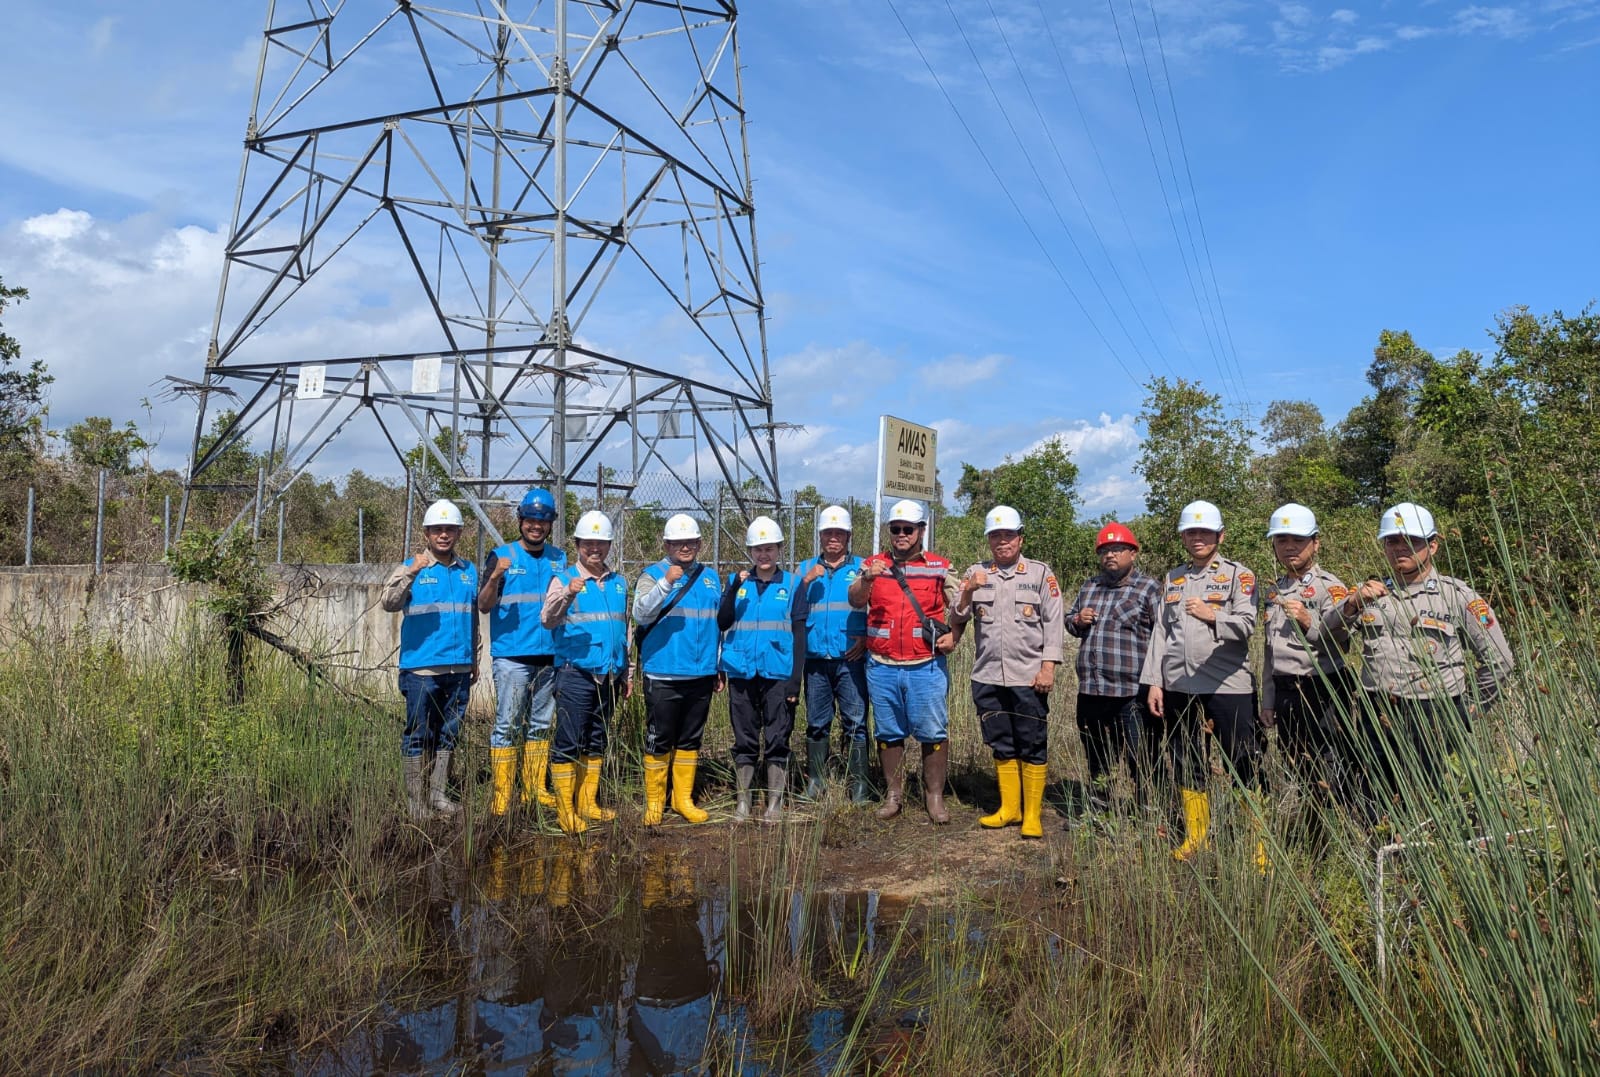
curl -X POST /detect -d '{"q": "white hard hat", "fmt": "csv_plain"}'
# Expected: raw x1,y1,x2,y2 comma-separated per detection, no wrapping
984,505,1023,534
662,513,702,541
888,499,926,525
745,515,783,547
1266,503,1318,538
1177,500,1224,534
574,510,614,542
1378,502,1437,540
817,504,853,532
422,500,464,528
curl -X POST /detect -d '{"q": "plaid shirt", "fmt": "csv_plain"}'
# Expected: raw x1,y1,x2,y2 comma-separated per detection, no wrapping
1065,568,1161,697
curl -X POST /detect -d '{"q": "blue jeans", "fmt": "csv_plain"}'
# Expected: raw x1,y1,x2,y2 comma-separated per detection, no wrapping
399,670,470,757
804,658,869,744
865,657,949,744
490,657,557,748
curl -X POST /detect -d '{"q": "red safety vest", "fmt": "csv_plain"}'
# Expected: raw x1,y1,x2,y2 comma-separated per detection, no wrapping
863,551,951,661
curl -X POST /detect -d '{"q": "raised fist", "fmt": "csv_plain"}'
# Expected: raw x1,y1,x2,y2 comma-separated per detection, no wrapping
962,567,989,592
664,564,686,585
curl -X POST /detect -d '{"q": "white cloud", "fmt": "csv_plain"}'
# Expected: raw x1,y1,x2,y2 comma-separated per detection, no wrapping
1453,5,1532,35
1329,9,1360,24
924,351,1008,388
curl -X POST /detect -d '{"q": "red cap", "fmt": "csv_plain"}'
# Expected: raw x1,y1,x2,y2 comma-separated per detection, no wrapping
1096,522,1139,550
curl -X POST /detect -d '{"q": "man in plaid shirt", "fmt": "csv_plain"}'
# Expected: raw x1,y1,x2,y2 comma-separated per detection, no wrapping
1066,522,1162,813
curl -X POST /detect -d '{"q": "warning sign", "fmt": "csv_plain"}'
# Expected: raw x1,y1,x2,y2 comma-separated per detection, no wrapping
879,415,938,500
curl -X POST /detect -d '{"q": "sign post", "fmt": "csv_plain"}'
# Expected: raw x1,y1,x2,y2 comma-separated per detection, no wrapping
875,415,939,548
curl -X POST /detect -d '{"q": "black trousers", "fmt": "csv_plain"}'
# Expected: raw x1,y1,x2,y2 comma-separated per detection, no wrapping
1165,690,1259,790
972,682,1049,765
1272,672,1350,785
644,675,717,754
1350,691,1469,815
727,677,797,766
1075,691,1153,793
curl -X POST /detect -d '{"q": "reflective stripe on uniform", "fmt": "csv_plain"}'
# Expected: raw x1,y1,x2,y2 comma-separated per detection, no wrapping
408,601,475,616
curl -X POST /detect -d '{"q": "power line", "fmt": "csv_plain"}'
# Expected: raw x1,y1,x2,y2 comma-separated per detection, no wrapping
937,0,1159,378
1032,0,1195,372
1104,0,1240,405
1144,0,1252,416
980,0,1178,378
881,0,1146,390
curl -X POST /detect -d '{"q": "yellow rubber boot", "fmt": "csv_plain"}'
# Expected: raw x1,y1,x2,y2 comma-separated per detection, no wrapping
549,762,588,835
1019,762,1048,839
576,756,617,822
980,759,1022,828
489,745,518,816
1172,788,1211,861
670,750,710,824
642,753,671,826
520,739,558,808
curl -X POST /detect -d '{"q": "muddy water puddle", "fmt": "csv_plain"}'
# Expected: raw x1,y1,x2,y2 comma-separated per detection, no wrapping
287,843,959,1075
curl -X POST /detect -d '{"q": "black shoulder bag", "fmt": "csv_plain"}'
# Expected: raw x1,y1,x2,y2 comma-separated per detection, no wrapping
634,563,705,657
890,562,951,650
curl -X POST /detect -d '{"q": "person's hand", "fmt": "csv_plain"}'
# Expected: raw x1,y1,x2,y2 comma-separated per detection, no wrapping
1351,578,1388,610
843,639,866,662
567,575,585,596
1074,606,1097,627
1032,661,1056,693
664,564,686,585
624,675,635,701
738,568,751,582
962,567,988,594
786,694,797,705
1260,707,1276,729
935,631,957,655
491,554,511,577
409,548,436,574
715,672,727,694
1184,597,1217,624
802,563,825,585
861,559,888,580
1280,597,1312,631
1147,685,1165,718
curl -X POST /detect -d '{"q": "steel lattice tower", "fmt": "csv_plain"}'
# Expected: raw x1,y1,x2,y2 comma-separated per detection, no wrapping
186,0,779,543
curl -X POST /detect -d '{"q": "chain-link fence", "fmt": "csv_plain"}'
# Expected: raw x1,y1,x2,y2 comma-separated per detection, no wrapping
5,464,901,579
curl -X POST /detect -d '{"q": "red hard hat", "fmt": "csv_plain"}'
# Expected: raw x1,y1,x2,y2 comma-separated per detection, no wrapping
1096,522,1139,550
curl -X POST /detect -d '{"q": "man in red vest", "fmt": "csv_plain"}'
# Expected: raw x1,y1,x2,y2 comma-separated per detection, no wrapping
848,499,958,823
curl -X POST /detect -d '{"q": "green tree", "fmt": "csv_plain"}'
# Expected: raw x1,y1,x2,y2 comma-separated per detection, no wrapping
403,426,468,501
64,416,151,475
952,437,1094,579
1333,330,1438,509
1136,377,1259,523
0,277,52,470
1257,400,1357,509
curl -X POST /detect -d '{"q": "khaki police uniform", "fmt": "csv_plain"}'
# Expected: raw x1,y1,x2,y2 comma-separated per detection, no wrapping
1322,569,1514,806
950,557,1063,765
1262,564,1352,782
1139,557,1259,788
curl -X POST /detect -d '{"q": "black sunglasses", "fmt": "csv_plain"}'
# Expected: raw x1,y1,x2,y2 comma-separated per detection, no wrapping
888,524,919,535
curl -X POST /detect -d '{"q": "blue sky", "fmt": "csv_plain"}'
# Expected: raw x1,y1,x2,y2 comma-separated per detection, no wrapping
2,0,1596,516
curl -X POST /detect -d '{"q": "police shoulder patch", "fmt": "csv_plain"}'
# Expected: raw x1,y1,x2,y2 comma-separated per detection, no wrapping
1466,597,1496,628
1046,574,1060,597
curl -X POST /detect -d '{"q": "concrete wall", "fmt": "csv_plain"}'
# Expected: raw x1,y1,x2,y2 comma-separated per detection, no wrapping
0,563,425,692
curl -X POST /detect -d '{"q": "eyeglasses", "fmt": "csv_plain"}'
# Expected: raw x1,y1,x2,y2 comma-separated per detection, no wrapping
888,524,919,535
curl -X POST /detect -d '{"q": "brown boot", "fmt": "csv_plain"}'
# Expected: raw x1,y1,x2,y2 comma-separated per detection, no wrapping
876,742,905,820
922,741,950,825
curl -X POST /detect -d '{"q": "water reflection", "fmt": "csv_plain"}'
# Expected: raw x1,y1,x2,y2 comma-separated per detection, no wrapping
295,844,920,1076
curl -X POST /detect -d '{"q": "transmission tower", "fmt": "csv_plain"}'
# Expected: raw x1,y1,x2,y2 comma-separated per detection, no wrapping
184,0,779,545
